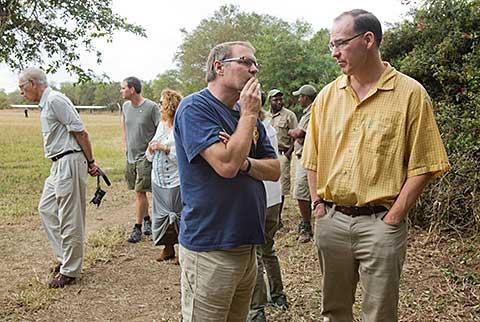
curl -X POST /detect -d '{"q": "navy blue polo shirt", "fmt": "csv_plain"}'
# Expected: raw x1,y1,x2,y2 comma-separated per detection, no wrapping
174,88,276,251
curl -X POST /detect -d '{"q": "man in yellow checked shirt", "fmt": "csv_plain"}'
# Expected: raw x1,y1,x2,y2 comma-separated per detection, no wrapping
302,9,450,322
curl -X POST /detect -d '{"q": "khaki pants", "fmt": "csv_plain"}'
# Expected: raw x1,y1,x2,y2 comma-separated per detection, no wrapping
180,244,257,322
314,205,407,322
292,156,310,201
250,204,285,314
38,153,87,278
279,154,291,196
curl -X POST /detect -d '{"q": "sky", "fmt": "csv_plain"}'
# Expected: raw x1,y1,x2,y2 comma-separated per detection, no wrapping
0,0,413,93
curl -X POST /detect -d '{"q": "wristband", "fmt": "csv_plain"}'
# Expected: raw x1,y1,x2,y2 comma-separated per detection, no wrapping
311,199,324,210
87,159,95,165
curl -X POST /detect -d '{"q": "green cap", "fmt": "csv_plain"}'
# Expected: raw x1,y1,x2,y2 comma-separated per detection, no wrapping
268,89,283,98
292,84,317,98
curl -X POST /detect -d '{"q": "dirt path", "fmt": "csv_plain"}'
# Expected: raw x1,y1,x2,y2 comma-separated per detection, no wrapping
1,196,479,321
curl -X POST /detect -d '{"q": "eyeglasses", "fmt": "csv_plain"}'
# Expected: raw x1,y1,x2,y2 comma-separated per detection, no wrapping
18,80,31,90
328,32,365,52
221,56,260,69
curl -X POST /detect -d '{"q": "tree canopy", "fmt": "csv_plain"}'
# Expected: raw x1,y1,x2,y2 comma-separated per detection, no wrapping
0,0,145,81
174,5,339,105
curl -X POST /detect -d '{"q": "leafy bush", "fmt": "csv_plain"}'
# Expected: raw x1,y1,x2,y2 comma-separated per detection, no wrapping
383,0,480,234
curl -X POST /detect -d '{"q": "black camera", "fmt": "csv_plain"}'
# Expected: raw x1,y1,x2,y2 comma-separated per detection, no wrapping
91,187,106,207
90,168,111,207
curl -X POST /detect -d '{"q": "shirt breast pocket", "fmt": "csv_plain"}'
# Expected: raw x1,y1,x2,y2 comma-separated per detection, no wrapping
276,118,288,129
364,112,402,156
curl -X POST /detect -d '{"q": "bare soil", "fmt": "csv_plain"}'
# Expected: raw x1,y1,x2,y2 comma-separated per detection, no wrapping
1,192,479,321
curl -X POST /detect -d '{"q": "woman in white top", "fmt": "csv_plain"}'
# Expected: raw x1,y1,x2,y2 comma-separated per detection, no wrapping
146,89,183,262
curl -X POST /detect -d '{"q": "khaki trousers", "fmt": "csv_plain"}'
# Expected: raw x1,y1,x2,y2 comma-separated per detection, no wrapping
38,153,87,278
279,154,291,196
314,205,407,322
180,244,257,322
250,204,285,314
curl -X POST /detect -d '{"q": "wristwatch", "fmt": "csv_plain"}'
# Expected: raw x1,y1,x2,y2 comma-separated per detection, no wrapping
311,199,324,210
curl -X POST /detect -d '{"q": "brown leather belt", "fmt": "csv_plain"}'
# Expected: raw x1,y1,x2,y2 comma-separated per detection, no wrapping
324,201,387,217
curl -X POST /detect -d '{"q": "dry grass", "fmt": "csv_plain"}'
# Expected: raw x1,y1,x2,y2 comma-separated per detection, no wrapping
1,275,59,320
1,110,479,321
83,225,126,268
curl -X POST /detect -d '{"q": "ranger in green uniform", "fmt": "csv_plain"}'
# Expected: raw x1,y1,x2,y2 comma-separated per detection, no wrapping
289,84,317,243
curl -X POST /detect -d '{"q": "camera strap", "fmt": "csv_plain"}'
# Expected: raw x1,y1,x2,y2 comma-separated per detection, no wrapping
97,168,112,187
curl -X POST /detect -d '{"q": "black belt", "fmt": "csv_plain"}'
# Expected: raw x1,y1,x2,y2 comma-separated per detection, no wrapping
324,201,387,217
50,150,81,162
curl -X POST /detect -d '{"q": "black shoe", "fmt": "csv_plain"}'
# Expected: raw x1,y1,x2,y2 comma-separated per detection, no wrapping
248,309,267,322
127,226,142,243
270,294,289,310
143,218,152,236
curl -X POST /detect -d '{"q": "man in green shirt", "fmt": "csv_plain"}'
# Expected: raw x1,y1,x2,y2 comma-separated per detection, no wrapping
121,76,160,243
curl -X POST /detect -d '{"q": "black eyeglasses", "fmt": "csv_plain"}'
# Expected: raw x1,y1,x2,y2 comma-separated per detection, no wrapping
328,32,365,52
221,56,260,69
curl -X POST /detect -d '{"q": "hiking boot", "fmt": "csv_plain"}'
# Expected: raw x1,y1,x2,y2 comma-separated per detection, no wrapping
298,221,313,243
247,309,267,322
270,294,289,310
48,273,75,288
156,246,176,262
143,217,152,236
127,226,142,243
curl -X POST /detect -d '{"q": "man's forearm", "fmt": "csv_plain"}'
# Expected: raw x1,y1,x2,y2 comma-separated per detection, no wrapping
72,130,94,162
247,158,280,181
385,173,433,224
307,169,319,201
225,115,257,160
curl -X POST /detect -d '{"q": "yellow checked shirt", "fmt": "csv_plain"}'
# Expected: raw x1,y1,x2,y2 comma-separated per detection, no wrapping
302,63,450,208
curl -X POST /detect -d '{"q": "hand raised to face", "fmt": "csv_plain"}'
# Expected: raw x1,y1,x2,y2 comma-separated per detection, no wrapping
239,77,261,118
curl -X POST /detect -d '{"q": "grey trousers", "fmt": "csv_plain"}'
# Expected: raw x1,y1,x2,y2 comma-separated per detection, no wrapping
38,152,87,278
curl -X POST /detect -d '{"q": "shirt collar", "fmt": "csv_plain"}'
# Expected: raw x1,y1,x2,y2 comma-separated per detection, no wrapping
38,87,52,109
337,62,397,91
303,104,312,114
271,107,284,117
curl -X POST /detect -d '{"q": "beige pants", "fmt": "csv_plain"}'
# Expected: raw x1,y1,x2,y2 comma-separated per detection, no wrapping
38,152,87,278
179,244,257,322
293,156,310,201
279,154,291,196
314,205,407,322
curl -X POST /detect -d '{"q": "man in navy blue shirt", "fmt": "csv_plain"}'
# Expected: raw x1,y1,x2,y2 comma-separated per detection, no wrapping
174,41,280,321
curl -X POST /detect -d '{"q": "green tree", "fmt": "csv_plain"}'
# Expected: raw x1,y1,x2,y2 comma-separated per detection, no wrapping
0,89,8,109
0,0,145,81
94,81,122,111
175,5,338,99
382,0,480,233
151,69,183,100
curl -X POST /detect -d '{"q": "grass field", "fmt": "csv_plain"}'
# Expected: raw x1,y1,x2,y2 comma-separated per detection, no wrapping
1,109,479,321
0,109,126,222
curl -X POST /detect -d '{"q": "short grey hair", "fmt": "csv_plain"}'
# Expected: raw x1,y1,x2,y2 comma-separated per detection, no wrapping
19,67,48,86
205,41,255,83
